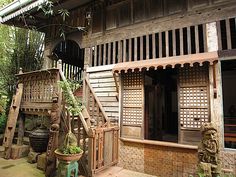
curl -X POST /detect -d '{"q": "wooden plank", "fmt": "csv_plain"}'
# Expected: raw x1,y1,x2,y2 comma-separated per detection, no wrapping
98,97,118,102
187,26,191,54
226,18,232,50
104,130,113,166
146,35,149,59
99,44,102,66
3,83,23,159
152,33,156,58
134,37,137,61
118,41,121,63
95,92,118,97
93,87,117,92
108,43,111,65
165,31,169,57
100,102,119,107
113,41,116,64
17,114,25,146
159,32,162,58
173,29,176,56
203,24,208,52
216,21,222,50
103,44,106,65
86,64,115,73
180,28,184,55
140,36,143,60
89,71,113,79
195,25,200,53
123,39,126,62
129,38,132,61
90,79,115,86
90,78,115,84
103,107,119,112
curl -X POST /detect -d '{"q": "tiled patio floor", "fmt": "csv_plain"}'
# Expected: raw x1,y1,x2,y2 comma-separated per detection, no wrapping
0,157,157,177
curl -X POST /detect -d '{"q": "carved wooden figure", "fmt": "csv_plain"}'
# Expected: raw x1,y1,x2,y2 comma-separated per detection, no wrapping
198,122,221,177
45,94,61,177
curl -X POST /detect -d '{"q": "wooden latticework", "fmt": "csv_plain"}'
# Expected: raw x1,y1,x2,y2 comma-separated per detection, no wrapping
122,72,143,126
179,65,209,129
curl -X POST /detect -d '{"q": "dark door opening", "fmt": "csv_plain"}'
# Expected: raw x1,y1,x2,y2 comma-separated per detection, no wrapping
145,68,178,142
52,40,84,81
221,60,236,149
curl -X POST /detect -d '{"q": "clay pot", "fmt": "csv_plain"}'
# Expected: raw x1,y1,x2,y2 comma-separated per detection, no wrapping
54,149,83,162
29,126,49,152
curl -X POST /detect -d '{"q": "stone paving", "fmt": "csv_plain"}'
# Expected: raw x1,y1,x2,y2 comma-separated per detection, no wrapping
0,157,44,177
0,157,156,177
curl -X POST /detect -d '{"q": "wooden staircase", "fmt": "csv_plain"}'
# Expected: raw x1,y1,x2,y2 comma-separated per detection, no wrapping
86,67,119,124
1,63,119,176
2,83,23,159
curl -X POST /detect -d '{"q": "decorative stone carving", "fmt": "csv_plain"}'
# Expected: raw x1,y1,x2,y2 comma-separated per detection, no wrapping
198,122,221,177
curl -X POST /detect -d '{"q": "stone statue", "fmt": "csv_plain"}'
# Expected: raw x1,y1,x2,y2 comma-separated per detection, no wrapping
198,122,221,177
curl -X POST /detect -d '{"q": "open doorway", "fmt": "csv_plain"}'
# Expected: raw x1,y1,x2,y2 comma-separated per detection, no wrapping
221,59,236,149
144,68,178,142
52,40,84,81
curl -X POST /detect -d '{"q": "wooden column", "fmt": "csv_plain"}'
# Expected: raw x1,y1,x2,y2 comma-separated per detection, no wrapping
195,25,200,53
187,27,191,54
17,113,25,146
173,30,176,56
140,37,143,60
225,19,232,50
134,37,138,61
123,39,126,62
146,35,149,59
113,42,116,64
209,62,224,149
152,34,156,58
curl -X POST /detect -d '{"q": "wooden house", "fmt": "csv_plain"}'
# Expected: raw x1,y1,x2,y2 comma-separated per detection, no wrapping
1,0,236,176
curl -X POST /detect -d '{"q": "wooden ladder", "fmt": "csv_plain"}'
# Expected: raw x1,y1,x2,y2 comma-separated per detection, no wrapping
2,83,23,159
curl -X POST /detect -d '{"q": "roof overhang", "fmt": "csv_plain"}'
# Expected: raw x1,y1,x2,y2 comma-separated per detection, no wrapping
112,52,219,73
0,0,92,29
0,0,48,23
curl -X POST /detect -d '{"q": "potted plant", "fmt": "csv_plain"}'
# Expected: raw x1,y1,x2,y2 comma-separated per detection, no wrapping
54,79,83,162
54,131,83,162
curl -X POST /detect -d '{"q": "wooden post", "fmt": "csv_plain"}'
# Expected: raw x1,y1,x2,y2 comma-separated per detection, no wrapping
17,113,25,146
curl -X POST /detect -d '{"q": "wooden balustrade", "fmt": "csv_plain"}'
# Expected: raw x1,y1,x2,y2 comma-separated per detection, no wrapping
17,68,60,114
90,23,208,66
217,17,236,51
88,126,119,174
84,77,109,125
52,60,83,81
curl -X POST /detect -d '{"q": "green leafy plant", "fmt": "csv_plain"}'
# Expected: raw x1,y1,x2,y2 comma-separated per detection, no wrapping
60,145,81,155
58,80,83,115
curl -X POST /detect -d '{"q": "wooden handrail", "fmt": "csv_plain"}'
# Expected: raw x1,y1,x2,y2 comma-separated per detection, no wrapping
85,77,109,123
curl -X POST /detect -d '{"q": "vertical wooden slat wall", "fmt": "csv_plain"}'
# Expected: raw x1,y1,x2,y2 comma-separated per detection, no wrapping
88,20,233,67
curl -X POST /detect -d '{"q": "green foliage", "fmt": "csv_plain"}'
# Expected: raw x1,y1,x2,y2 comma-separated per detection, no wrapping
37,1,54,16
60,145,81,155
58,9,70,22
0,114,7,133
58,80,83,115
196,172,235,177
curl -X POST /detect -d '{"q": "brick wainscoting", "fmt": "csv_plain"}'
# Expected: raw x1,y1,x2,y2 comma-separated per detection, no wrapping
118,140,198,177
